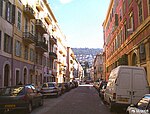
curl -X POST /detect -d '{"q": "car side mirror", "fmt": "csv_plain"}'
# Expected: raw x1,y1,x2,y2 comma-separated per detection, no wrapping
148,109,150,113
130,104,135,107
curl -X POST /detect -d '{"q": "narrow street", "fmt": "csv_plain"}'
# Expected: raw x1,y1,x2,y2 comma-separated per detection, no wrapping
31,84,125,114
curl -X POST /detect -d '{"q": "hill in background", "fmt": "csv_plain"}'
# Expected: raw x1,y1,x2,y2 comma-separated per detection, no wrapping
72,48,103,67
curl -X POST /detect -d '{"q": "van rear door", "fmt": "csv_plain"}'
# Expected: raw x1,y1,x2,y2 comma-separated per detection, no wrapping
116,68,132,104
132,69,149,104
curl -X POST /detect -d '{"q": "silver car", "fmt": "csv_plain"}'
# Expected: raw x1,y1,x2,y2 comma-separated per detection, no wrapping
40,82,61,97
126,94,150,114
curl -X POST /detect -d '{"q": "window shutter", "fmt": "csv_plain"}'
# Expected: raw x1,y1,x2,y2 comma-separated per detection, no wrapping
5,1,8,20
12,4,16,24
115,14,118,26
0,0,3,16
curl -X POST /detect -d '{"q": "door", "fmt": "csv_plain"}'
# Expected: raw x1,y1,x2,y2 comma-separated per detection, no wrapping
132,69,149,104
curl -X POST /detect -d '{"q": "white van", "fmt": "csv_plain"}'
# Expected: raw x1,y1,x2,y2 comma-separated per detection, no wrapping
104,66,149,111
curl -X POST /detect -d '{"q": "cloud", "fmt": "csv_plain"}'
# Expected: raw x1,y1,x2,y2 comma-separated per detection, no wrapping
60,0,73,4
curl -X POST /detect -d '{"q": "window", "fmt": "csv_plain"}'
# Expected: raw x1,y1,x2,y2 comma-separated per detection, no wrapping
39,55,42,65
50,59,53,69
31,23,34,35
15,40,21,57
128,11,134,35
115,14,118,26
0,31,1,49
43,56,46,66
6,1,12,23
148,0,150,15
138,1,143,23
24,17,28,32
119,9,122,21
30,48,34,62
123,0,126,15
24,46,28,60
124,22,127,40
0,0,3,16
17,10,21,30
4,33,12,53
15,70,20,85
139,43,146,62
128,0,132,5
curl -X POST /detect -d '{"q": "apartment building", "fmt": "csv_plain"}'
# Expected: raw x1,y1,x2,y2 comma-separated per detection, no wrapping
66,47,75,82
0,0,82,87
103,0,150,84
0,0,15,87
93,53,103,81
0,0,62,87
56,28,67,83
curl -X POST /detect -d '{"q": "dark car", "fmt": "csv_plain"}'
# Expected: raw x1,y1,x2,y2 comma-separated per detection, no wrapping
40,82,61,97
58,83,66,94
63,82,71,92
99,82,107,100
126,94,150,114
0,84,43,114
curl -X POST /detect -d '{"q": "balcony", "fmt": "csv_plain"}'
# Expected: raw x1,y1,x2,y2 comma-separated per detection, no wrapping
23,32,35,44
50,35,57,45
52,25,56,32
23,5,35,19
35,41,48,52
36,0,44,11
44,14,52,25
49,52,57,59
35,19,47,34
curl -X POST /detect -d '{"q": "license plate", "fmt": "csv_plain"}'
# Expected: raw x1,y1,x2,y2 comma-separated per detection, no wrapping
5,104,16,108
118,97,129,102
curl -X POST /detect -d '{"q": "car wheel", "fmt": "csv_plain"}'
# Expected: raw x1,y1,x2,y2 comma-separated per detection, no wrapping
0,110,4,114
99,92,101,97
56,92,59,97
39,98,44,106
109,101,114,112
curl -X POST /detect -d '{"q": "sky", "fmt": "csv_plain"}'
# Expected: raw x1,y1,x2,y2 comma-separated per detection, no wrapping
48,0,110,48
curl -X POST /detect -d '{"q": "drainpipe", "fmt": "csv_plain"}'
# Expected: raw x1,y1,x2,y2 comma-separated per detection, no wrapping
11,0,15,86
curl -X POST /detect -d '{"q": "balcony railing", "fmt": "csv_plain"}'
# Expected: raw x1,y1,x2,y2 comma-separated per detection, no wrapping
23,32,35,44
35,41,48,52
23,5,35,19
49,52,57,59
36,0,44,11
35,19,47,34
50,35,57,45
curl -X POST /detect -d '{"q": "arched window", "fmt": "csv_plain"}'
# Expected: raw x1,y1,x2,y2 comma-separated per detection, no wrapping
24,68,27,85
4,64,10,86
132,53,137,66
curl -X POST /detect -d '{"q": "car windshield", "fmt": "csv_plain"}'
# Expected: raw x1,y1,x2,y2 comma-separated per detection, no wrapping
137,95,150,109
0,86,24,96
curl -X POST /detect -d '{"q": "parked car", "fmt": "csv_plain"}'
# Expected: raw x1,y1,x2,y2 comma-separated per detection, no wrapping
98,80,107,92
104,66,149,112
126,94,150,114
72,80,78,88
69,82,75,89
0,84,43,114
63,82,71,92
58,83,66,94
40,82,61,97
99,82,107,100
93,79,101,90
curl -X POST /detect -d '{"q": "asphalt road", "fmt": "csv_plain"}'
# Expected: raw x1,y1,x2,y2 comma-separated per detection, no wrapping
30,84,125,114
